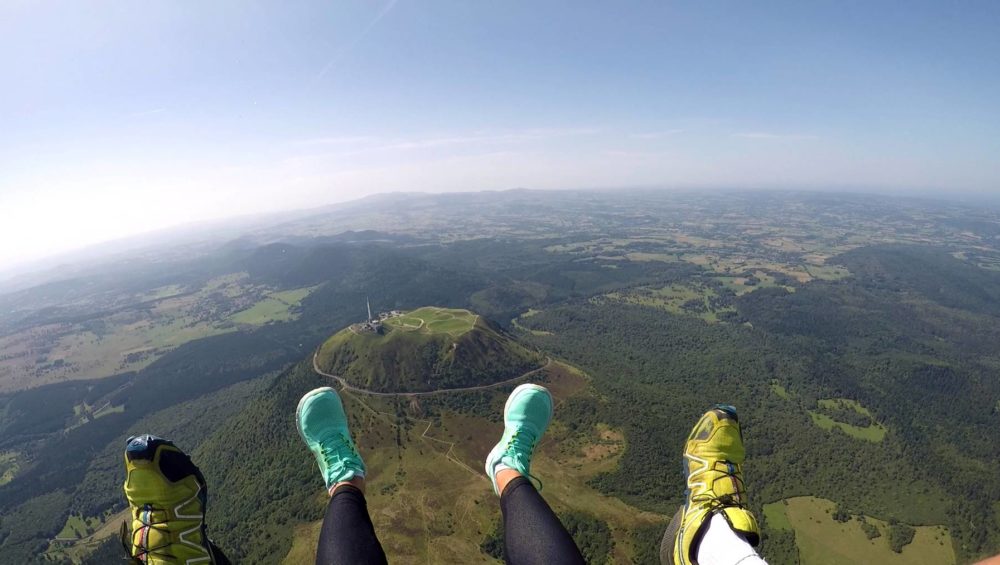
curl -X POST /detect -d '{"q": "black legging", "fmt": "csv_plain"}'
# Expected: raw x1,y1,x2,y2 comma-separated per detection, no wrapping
316,478,584,565
500,476,585,565
316,485,388,565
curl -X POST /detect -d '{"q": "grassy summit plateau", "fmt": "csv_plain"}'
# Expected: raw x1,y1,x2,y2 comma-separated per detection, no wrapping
316,307,544,392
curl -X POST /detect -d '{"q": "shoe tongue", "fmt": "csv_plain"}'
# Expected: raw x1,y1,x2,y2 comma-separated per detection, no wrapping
706,426,745,463
711,461,742,497
510,427,537,449
501,429,536,471
320,433,348,454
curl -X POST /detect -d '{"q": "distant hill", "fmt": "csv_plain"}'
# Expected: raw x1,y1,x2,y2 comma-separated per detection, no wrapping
316,307,544,393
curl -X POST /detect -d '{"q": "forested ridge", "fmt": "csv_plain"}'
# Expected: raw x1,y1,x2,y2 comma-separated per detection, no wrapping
519,245,1000,562
2,225,999,563
0,242,485,562
317,317,542,392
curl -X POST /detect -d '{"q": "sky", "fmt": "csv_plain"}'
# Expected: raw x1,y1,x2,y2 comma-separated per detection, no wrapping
2,0,999,268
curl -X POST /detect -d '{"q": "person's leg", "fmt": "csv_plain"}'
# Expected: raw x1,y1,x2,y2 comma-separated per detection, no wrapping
500,474,585,565
660,405,766,565
297,387,387,565
316,481,388,564
485,384,585,565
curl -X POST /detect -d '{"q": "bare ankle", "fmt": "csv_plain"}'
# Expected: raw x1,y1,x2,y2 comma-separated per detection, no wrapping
329,476,366,496
495,468,522,495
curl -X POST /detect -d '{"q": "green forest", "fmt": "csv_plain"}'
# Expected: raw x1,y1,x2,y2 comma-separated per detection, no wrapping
2,191,1000,563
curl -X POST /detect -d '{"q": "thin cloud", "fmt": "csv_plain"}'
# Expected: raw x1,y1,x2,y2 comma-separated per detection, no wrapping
631,129,685,139
294,136,380,146
378,127,599,150
281,127,600,170
315,0,400,81
291,127,598,154
128,108,166,118
731,132,819,140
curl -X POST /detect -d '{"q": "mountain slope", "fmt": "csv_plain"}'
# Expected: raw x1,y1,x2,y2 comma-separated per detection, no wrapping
184,334,660,563
315,307,543,393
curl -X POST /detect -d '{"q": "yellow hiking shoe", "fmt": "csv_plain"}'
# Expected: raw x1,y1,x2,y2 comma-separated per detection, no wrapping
119,434,228,564
660,405,760,565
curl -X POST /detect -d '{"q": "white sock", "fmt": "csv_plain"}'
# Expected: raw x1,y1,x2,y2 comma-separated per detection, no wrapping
696,513,768,565
493,460,513,474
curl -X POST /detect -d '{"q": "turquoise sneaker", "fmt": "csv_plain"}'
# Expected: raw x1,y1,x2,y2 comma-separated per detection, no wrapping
484,383,554,495
296,387,366,490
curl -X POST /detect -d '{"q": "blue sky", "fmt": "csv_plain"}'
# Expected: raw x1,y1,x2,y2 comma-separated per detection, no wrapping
1,0,999,266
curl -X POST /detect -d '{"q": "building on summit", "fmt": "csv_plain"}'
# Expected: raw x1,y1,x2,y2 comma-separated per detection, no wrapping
353,297,402,334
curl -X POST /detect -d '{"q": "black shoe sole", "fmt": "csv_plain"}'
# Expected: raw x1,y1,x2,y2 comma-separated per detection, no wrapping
659,506,684,565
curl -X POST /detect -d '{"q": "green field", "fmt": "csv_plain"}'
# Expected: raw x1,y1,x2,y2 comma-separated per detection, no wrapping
764,496,954,565
141,284,187,301
46,508,130,563
0,452,18,486
770,382,792,400
716,270,785,295
803,264,852,281
230,285,319,325
625,251,680,262
808,398,887,442
763,499,793,531
0,272,265,392
385,307,479,337
511,308,554,335
93,403,125,418
56,514,102,540
597,283,735,322
67,402,126,431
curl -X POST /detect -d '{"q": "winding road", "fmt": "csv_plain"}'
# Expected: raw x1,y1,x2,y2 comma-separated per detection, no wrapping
312,350,552,397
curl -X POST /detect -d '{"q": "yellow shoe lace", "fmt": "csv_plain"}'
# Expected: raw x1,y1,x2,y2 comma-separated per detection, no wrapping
121,504,173,562
691,460,747,510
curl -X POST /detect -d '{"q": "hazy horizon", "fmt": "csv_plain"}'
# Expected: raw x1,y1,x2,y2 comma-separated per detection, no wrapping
3,1,999,267
5,185,1000,282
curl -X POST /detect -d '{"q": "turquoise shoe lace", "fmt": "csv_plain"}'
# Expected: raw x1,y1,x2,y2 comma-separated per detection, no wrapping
319,433,362,485
502,429,543,491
